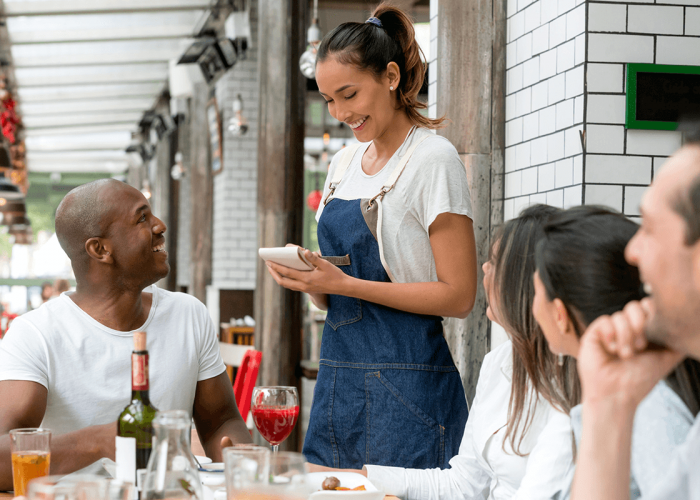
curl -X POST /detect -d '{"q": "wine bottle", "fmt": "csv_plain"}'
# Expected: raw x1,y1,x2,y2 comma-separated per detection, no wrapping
116,331,159,491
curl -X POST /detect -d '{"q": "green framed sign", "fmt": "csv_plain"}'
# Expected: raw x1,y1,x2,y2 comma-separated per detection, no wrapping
626,63,700,131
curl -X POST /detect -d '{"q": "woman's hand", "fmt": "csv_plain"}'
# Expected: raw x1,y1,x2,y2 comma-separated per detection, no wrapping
266,248,351,297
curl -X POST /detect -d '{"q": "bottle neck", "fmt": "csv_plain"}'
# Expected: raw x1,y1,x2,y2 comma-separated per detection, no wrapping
131,351,151,404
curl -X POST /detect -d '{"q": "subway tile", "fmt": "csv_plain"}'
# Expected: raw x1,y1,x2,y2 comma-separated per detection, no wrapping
539,105,556,135
430,16,438,40
507,64,524,94
513,196,532,218
548,73,566,105
573,154,583,184
588,34,654,63
533,25,549,54
505,170,523,198
566,5,585,39
626,129,682,156
503,198,515,221
507,41,518,69
585,154,652,184
532,80,549,111
574,95,584,123
556,99,575,130
558,0,575,16
430,38,438,63
687,8,700,36
565,66,584,98
548,131,566,162
587,63,624,93
656,37,700,66
431,0,439,19
530,192,548,204
541,0,559,23
555,157,574,187
516,141,532,170
515,87,532,117
588,3,627,32
519,0,536,13
516,33,534,64
505,145,517,173
587,94,627,124
539,162,556,191
657,0,700,4
653,156,669,177
523,57,541,88
532,136,549,165
564,185,583,208
624,186,647,216
547,189,565,208
549,16,567,47
523,112,540,141
540,49,558,80
585,184,623,212
507,117,524,146
628,5,683,35
574,33,585,65
525,2,542,32
565,126,583,157
587,124,625,154
522,166,539,194
557,39,576,73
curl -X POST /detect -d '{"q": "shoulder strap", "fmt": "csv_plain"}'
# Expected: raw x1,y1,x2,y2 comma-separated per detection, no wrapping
323,143,363,206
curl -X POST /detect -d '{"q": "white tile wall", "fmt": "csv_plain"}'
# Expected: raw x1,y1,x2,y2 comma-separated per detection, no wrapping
627,5,683,35
588,34,654,63
585,155,652,184
586,94,626,124
624,186,647,216
656,37,700,65
687,8,700,36
587,64,623,93
586,184,624,211
587,125,625,154
626,129,683,156
588,3,627,32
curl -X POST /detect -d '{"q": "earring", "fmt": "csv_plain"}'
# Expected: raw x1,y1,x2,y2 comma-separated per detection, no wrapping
389,86,394,91
557,353,565,367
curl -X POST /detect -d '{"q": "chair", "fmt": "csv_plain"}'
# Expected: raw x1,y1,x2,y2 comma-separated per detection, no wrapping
232,349,262,422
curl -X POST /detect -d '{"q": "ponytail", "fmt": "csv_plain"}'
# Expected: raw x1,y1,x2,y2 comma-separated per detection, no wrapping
317,3,446,129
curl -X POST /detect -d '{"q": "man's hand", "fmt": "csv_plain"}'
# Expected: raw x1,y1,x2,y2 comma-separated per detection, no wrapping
578,299,682,407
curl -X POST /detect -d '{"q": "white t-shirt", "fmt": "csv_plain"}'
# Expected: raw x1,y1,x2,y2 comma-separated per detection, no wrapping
315,127,473,284
0,286,225,436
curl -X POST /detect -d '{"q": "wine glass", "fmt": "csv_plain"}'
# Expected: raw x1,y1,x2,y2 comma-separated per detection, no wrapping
251,387,299,454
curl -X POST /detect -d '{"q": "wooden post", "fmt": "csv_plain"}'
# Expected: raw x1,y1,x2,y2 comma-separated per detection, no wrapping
166,127,180,292
254,0,307,451
437,0,507,404
189,83,214,303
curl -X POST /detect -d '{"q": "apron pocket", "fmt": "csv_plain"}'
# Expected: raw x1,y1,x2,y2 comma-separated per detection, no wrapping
325,294,362,330
364,371,445,469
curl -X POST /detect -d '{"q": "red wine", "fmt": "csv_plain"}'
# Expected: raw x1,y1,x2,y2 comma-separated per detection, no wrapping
252,406,300,445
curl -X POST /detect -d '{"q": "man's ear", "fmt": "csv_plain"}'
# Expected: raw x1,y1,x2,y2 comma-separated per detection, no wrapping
386,61,401,90
85,237,113,264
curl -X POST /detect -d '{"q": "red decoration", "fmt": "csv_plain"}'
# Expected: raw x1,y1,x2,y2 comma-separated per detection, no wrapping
307,190,322,212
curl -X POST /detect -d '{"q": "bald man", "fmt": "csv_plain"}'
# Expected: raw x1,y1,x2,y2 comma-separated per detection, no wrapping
0,179,251,491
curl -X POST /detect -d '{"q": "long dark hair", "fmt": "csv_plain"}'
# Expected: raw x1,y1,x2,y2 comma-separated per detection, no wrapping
492,204,580,455
316,3,445,129
535,205,700,416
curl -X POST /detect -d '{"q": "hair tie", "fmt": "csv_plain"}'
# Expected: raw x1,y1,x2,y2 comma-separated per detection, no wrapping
365,17,383,28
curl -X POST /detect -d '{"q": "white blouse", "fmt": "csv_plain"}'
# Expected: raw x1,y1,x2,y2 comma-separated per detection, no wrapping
365,341,574,500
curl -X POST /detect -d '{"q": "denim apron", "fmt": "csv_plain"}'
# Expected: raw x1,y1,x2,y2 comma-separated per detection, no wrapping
303,132,469,470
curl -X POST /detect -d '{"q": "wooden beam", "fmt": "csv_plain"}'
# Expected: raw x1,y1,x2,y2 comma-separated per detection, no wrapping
255,0,307,451
437,0,506,405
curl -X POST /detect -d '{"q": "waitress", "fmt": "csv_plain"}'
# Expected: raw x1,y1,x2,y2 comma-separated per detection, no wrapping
266,3,477,470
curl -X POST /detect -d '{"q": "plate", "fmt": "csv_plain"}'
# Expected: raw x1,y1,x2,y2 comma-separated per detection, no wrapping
195,455,213,465
306,472,383,500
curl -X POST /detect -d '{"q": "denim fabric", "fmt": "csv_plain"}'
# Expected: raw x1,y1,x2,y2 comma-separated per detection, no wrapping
303,197,469,469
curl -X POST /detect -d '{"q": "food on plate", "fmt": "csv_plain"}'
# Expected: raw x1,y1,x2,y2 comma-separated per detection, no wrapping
321,478,366,492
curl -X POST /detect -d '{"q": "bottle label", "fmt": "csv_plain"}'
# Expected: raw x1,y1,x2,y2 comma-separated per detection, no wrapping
115,436,136,484
132,353,149,391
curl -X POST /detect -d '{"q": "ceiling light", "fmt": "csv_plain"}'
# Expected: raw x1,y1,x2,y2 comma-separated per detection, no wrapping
227,94,249,136
171,152,185,180
299,0,321,79
141,180,152,200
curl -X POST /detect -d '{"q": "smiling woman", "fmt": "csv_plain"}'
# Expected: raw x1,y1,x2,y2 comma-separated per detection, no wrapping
265,2,477,472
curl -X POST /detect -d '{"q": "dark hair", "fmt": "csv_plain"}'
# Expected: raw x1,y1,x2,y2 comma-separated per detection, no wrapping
492,203,580,455
536,205,700,417
316,3,444,129
673,120,700,245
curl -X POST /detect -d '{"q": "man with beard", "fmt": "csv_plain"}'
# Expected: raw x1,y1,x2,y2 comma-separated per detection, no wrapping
0,179,251,490
571,129,700,499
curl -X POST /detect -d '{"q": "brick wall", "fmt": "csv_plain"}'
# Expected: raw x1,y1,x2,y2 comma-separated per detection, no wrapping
211,0,259,290
503,0,586,221
582,0,697,216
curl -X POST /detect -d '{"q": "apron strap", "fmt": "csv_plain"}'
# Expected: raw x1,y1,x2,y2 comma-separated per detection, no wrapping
323,143,363,206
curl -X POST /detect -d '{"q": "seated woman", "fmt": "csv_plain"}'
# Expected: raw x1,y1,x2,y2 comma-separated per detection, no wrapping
532,204,700,499
316,204,579,499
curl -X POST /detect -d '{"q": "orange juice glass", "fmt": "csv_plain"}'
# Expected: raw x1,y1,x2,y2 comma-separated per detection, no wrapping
9,428,51,496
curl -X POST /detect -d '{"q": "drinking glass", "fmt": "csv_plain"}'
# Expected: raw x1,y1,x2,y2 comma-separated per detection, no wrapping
10,428,51,496
267,452,309,500
251,387,299,454
223,446,270,500
27,475,110,500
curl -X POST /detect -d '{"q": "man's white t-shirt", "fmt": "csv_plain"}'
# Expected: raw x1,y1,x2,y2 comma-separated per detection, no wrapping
0,286,226,436
315,127,473,284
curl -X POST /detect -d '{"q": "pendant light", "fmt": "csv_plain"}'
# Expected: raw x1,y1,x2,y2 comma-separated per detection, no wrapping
299,0,321,79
